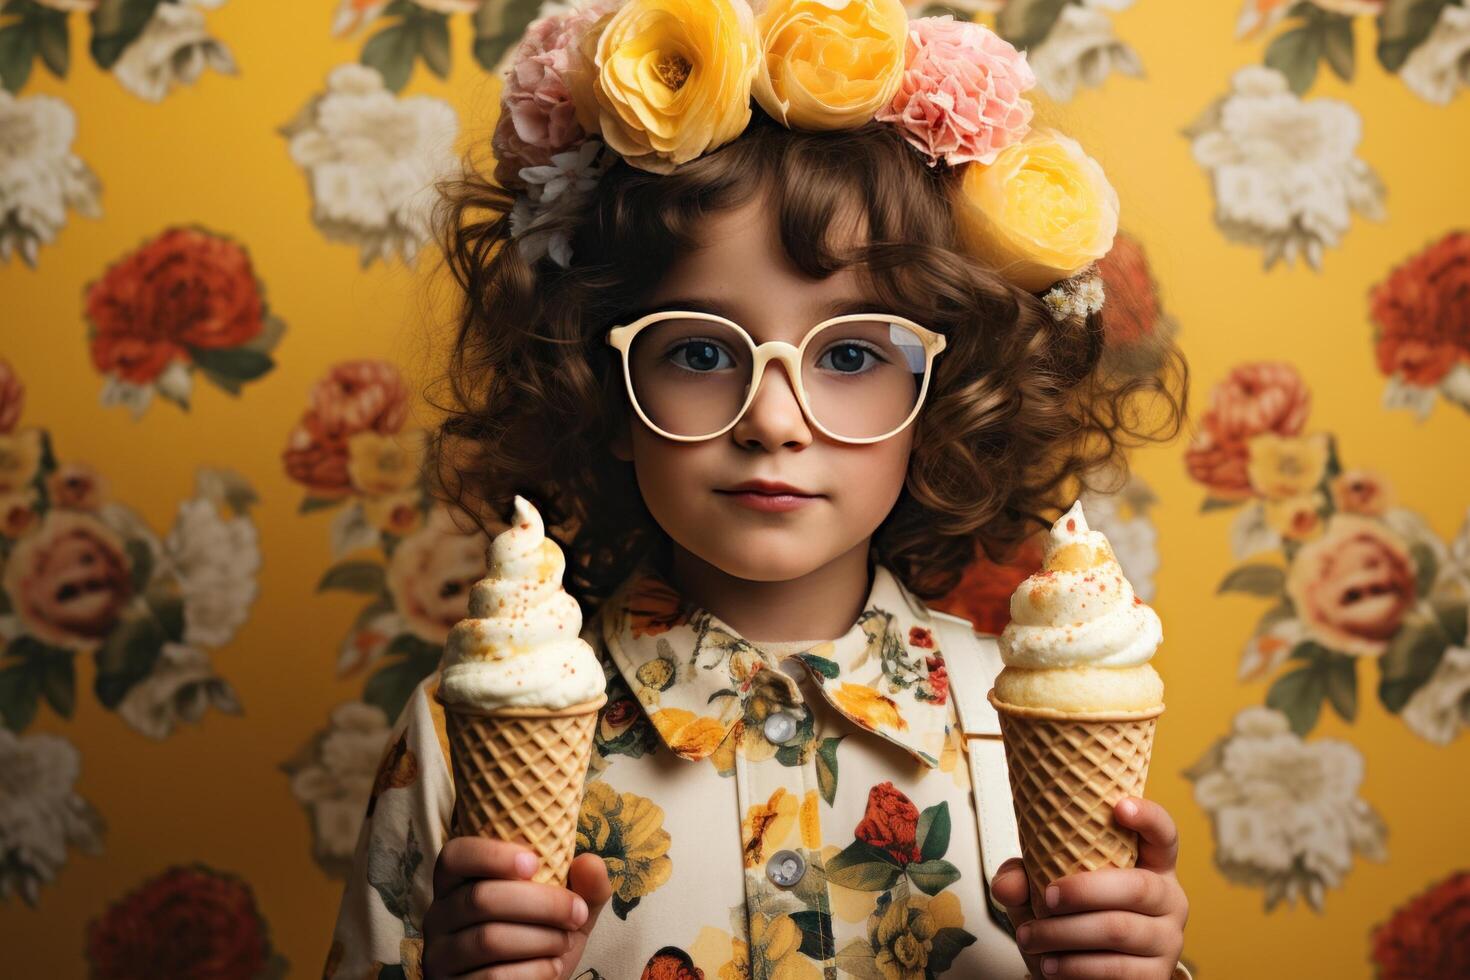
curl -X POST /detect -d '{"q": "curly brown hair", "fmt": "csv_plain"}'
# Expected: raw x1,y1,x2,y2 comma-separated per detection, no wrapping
426,107,1188,611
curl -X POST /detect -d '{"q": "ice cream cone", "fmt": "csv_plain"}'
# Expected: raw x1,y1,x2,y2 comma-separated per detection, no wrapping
988,689,1161,918
439,690,609,887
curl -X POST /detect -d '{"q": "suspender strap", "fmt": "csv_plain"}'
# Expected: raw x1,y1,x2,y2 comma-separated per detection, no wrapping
928,610,1022,934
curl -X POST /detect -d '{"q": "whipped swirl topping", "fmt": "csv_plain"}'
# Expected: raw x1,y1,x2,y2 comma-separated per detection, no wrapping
438,496,605,711
998,499,1162,670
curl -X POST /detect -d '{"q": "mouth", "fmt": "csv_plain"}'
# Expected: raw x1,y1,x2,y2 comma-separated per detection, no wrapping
715,481,822,514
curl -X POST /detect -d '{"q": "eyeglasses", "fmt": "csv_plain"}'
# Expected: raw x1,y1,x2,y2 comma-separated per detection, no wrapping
606,311,948,444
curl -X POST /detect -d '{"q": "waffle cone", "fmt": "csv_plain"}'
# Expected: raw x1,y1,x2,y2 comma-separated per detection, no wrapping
987,689,1162,918
437,691,608,887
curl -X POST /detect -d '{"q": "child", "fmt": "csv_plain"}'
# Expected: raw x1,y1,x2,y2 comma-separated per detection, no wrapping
324,3,1191,978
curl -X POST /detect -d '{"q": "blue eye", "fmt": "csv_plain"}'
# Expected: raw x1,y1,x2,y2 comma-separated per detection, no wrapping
818,342,884,374
669,339,735,372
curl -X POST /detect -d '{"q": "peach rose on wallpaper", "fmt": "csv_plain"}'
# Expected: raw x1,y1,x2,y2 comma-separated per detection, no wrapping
1371,230,1470,386
283,361,411,498
385,507,487,644
3,511,134,650
1184,361,1312,500
86,228,265,384
1330,469,1393,517
46,462,106,511
0,358,23,433
1371,870,1470,980
1285,514,1417,657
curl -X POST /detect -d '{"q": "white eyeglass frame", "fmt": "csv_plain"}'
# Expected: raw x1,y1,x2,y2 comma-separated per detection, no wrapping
606,310,948,445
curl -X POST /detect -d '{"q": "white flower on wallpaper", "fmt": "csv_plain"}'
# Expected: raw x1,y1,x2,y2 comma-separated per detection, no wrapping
164,496,261,648
112,0,239,104
1184,706,1387,912
0,729,105,906
1078,466,1159,602
1025,0,1144,102
1185,66,1385,270
1401,642,1470,745
1399,4,1470,105
510,139,613,269
280,63,459,267
116,642,243,740
282,701,395,876
0,92,102,267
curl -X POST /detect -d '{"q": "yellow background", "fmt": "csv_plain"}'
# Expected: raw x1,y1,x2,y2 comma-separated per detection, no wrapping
3,1,1468,976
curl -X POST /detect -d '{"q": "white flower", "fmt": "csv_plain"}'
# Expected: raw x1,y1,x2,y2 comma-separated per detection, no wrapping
510,139,611,268
0,91,102,267
164,497,260,648
1027,1,1144,102
1439,361,1470,412
281,63,459,266
0,729,104,906
1401,641,1470,745
1382,373,1439,421
1188,66,1385,270
116,643,243,739
284,702,393,871
111,0,238,104
98,376,155,420
1399,5,1470,105
1187,706,1387,911
1078,470,1159,601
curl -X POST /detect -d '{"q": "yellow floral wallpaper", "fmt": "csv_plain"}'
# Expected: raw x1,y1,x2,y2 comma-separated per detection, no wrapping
2,0,1468,977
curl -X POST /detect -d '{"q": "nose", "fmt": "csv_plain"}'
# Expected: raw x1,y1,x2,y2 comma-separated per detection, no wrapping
731,357,812,451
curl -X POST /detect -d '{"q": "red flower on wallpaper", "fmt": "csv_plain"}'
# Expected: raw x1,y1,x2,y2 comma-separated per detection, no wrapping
1182,361,1312,501
84,227,285,417
85,864,287,979
931,534,1044,635
1371,871,1470,979
1370,230,1470,418
282,360,411,499
855,781,922,865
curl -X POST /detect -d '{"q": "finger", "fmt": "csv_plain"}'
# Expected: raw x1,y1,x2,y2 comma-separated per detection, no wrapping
434,837,541,897
1043,868,1173,917
429,878,589,937
430,918,572,976
1035,952,1168,979
448,957,565,980
1113,798,1178,874
566,853,612,935
1016,910,1174,958
990,858,1035,928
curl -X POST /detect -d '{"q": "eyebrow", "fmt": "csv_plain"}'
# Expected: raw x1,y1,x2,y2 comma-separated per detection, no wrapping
623,295,885,323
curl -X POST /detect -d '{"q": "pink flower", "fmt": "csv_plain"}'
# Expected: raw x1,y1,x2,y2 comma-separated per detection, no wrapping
491,0,620,189
875,16,1035,168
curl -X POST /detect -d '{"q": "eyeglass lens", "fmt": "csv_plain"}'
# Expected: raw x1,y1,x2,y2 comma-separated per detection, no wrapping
626,316,928,439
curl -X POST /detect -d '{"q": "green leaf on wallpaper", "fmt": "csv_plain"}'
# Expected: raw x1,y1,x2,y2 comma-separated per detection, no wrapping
1216,564,1286,597
362,21,417,92
0,661,40,732
89,0,162,69
1265,23,1324,94
995,0,1070,50
1428,598,1468,645
472,0,545,76
1322,15,1355,80
93,612,166,709
0,21,36,94
363,645,439,727
1409,541,1439,597
1376,0,1451,71
198,367,243,397
40,650,75,719
317,560,388,595
1377,617,1451,712
34,7,64,78
1199,496,1240,513
419,13,450,79
299,495,345,514
1265,664,1326,734
1323,653,1357,722
188,346,274,382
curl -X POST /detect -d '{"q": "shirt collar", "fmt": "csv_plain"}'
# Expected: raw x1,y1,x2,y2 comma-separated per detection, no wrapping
600,560,952,768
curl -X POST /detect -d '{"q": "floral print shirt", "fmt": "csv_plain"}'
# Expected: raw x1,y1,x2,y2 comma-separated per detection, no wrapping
324,561,1039,979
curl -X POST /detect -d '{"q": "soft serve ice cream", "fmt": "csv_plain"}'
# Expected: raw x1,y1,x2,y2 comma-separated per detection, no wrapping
438,495,605,712
995,499,1164,713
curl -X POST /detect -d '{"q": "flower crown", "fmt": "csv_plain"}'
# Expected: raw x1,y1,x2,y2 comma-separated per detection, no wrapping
492,0,1116,316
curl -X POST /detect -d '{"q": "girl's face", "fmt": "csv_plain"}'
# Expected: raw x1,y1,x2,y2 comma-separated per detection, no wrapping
610,194,915,584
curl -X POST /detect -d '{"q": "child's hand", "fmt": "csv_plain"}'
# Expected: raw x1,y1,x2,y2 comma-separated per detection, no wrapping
990,797,1188,979
423,836,612,980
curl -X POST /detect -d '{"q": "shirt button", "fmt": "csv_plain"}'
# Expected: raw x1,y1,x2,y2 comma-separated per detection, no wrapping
766,849,806,888
762,711,798,745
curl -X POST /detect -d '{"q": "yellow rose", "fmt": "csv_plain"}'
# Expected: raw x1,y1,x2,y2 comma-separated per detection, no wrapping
347,429,425,497
953,130,1119,291
1246,432,1329,500
361,491,424,536
752,0,909,131
1263,491,1326,541
0,428,43,494
574,0,761,174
